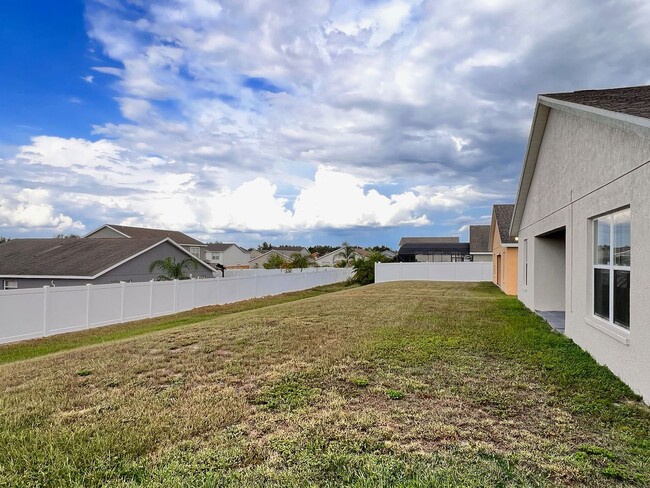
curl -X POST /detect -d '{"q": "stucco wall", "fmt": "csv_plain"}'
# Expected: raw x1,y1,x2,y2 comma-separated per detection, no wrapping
517,107,650,401
491,223,518,295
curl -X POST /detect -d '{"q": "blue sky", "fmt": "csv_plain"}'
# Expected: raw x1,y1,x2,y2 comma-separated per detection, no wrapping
1,0,649,249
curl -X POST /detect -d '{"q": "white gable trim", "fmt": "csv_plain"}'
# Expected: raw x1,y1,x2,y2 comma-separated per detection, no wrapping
83,224,130,238
92,238,217,278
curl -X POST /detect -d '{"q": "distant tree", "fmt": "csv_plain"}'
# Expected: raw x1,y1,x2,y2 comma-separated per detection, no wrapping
258,241,272,251
351,251,389,286
263,253,286,269
289,253,310,271
0,237,9,244
368,245,391,253
308,245,336,256
148,256,198,280
55,234,80,238
336,241,357,267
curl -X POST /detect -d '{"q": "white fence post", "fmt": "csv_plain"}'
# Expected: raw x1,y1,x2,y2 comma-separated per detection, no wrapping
173,279,178,312
42,286,49,337
149,280,154,318
86,284,91,329
120,281,126,323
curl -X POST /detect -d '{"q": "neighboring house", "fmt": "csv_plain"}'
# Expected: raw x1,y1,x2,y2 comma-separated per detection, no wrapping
249,245,311,265
490,204,518,295
468,225,492,263
85,224,206,259
248,249,290,268
398,237,470,262
510,85,650,401
381,250,397,261
315,247,370,267
0,238,217,289
204,243,250,269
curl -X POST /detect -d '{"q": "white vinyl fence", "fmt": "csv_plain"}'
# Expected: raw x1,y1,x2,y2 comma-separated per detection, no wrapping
375,262,492,283
0,268,352,345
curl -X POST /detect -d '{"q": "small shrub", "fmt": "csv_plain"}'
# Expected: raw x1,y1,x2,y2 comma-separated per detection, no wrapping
386,389,404,400
349,377,369,387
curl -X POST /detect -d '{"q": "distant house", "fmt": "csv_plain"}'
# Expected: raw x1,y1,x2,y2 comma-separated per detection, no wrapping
315,247,370,267
397,237,470,262
511,85,650,401
381,249,397,261
0,238,217,289
85,224,206,259
468,225,492,263
204,243,250,269
248,249,289,268
490,204,518,295
249,246,310,267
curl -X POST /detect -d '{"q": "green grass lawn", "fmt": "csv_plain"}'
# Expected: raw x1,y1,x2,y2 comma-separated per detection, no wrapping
0,282,648,487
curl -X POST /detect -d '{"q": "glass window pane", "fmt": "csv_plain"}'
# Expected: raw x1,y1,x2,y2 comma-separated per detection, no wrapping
594,269,610,320
594,217,610,265
613,209,631,266
614,270,630,329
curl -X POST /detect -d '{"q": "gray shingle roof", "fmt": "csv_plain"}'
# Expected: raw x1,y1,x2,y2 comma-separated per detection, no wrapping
0,238,165,276
469,225,490,253
93,225,205,246
493,204,516,244
543,85,650,120
398,236,459,247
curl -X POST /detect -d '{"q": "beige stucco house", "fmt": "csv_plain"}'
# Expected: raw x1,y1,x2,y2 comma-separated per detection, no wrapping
204,243,250,269
511,85,650,402
490,204,518,295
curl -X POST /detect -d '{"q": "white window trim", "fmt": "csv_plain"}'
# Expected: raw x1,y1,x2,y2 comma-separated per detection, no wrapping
591,208,630,331
3,280,18,290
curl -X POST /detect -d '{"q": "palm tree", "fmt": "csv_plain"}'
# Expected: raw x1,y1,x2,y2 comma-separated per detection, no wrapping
336,241,356,267
289,253,310,271
149,256,198,281
351,251,389,285
263,253,286,270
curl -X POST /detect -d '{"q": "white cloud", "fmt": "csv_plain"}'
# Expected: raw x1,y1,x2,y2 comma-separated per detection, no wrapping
0,188,83,232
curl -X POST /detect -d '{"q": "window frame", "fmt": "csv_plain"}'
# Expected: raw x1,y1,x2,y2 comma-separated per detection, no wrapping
592,208,630,330
3,280,17,290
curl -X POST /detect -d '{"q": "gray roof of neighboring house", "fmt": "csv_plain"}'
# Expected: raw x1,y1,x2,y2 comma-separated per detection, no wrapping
469,225,491,253
88,224,205,246
271,245,306,252
0,238,176,277
543,85,650,120
493,205,516,244
398,236,459,247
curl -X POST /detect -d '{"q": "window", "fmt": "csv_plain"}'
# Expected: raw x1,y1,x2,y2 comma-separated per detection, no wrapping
189,247,201,258
593,208,630,329
3,280,17,290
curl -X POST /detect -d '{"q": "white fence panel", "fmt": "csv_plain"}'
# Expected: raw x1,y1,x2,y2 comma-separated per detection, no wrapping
46,286,88,335
151,281,175,317
89,284,123,327
375,262,492,283
0,288,45,343
123,282,152,322
194,279,214,308
0,268,352,345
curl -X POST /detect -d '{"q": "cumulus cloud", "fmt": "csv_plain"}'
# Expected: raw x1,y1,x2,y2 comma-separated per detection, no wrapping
0,188,83,232
3,0,650,243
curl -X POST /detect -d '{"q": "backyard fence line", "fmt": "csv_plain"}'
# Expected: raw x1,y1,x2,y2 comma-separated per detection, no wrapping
375,262,492,283
0,268,352,345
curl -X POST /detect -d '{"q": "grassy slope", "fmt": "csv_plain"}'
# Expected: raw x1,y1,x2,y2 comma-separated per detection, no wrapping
0,282,648,487
0,283,350,365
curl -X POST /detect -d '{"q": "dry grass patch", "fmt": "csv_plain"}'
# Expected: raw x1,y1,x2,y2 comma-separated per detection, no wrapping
0,281,648,486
